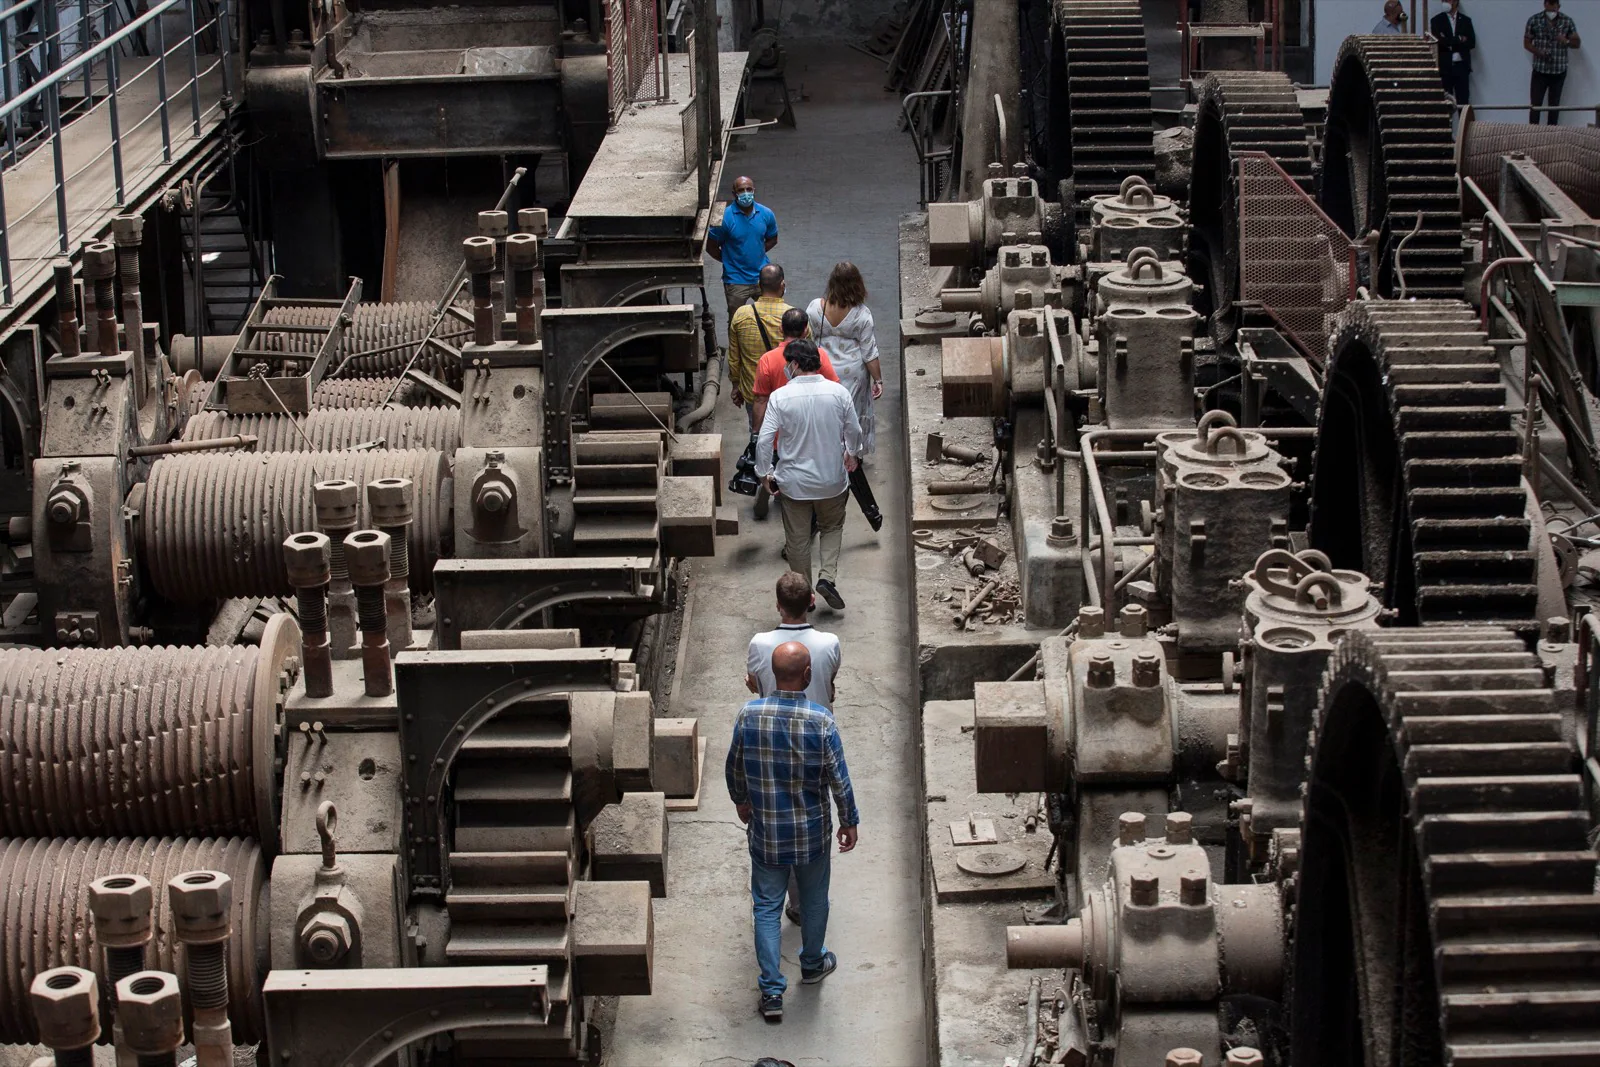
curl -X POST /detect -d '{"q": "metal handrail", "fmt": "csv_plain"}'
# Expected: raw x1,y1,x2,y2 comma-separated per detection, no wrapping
0,0,182,121
1,0,231,305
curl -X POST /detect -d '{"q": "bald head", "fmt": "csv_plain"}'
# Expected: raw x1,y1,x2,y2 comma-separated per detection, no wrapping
770,640,812,692
758,263,786,295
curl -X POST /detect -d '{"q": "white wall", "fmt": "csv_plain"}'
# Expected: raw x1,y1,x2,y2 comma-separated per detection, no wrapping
1314,0,1600,122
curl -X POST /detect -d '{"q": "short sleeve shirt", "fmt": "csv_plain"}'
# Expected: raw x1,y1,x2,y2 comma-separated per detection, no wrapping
708,202,778,285
1528,11,1579,73
752,342,840,399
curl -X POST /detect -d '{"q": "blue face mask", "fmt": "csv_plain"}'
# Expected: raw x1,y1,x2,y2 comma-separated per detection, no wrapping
736,191,756,209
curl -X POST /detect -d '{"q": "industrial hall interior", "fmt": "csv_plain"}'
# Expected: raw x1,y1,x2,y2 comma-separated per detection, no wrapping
6,0,1600,1061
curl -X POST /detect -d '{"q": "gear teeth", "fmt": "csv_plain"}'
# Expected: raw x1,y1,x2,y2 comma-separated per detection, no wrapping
1054,0,1157,203
1311,299,1538,631
1297,628,1599,1064
1320,36,1465,298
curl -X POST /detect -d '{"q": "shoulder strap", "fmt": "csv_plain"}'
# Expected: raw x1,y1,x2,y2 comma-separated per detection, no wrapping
752,301,778,351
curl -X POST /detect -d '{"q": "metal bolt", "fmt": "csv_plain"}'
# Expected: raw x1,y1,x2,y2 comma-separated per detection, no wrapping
345,530,393,697
1165,812,1193,844
1130,873,1159,906
366,477,414,529
1118,812,1146,846
516,206,549,235
1077,605,1104,638
1086,652,1115,688
1180,873,1208,906
477,481,512,514
46,488,81,526
284,531,332,589
463,235,496,273
111,214,144,245
167,870,232,945
83,242,117,279
1119,603,1148,637
1543,616,1572,643
115,972,183,1058
1132,651,1161,687
1048,516,1076,543
30,967,99,1061
506,232,539,270
312,480,360,536
1166,1052,1204,1067
1227,1050,1266,1067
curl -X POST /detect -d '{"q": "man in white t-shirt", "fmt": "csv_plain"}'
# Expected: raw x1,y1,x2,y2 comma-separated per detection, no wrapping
746,571,841,710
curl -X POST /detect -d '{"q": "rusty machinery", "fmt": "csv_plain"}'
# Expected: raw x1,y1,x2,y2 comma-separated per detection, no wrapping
920,10,1600,1064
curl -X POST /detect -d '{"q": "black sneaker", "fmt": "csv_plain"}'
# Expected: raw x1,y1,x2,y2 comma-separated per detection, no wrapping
760,992,784,1020
816,579,845,610
801,951,837,985
863,505,883,532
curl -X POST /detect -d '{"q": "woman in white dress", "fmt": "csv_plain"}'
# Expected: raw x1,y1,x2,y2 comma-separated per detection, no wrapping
807,262,883,456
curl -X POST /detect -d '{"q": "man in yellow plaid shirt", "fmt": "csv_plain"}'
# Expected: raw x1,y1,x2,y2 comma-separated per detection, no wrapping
729,264,795,430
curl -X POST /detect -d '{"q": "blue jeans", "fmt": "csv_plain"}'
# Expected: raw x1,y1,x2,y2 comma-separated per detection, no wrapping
750,850,830,996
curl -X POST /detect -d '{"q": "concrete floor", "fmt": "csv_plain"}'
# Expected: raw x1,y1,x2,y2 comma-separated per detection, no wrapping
606,45,928,1067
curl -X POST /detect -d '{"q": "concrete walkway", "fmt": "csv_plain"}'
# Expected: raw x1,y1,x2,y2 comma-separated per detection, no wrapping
607,44,927,1067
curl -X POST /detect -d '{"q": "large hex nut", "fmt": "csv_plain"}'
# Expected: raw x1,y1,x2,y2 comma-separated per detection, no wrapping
506,232,539,270
83,242,117,279
463,236,497,272
112,214,144,245
312,479,360,531
343,530,391,587
300,912,353,965
283,532,332,589
477,209,509,238
88,875,153,948
167,870,232,944
366,477,414,528
30,967,99,1051
115,972,183,1055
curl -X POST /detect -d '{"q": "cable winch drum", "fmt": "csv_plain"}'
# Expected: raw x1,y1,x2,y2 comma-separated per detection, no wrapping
140,449,448,601
0,615,298,846
182,406,460,453
1456,109,1600,219
0,836,267,1044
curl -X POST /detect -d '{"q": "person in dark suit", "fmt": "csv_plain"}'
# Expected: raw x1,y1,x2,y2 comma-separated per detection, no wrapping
1432,0,1476,104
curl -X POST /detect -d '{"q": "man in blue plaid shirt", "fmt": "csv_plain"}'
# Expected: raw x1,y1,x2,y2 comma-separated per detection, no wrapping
726,641,860,1021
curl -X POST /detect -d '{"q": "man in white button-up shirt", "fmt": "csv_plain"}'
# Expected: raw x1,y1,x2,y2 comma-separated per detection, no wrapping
755,340,863,609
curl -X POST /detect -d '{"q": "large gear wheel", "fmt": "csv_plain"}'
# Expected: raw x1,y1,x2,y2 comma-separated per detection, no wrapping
1047,0,1157,204
1188,70,1316,339
1319,36,1464,299
1309,300,1540,629
1289,627,1599,1067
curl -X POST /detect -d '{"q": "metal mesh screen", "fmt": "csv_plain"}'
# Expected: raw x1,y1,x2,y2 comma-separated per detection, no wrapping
605,0,661,123
1236,150,1354,365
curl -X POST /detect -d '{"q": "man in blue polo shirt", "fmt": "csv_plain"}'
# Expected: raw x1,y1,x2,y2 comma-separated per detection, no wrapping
708,175,779,324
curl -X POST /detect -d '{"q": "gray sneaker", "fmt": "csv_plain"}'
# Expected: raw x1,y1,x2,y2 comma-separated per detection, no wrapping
801,951,837,985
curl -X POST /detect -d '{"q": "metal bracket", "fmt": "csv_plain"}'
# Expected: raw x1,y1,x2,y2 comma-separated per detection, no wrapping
394,647,628,896
559,260,707,309
431,556,658,649
262,965,549,1067
539,305,697,473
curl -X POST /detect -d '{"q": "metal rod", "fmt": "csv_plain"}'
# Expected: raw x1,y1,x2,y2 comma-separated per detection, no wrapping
155,11,170,161
0,176,11,303
185,0,199,133
107,43,124,202
78,0,92,102
127,433,258,457
47,82,69,253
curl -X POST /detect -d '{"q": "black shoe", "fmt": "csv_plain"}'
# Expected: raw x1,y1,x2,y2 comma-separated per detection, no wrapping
760,993,784,1020
816,579,845,610
785,903,802,924
863,504,883,532
801,951,838,985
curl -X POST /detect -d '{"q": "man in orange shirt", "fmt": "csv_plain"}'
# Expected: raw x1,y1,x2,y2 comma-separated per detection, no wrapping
751,309,883,532
752,309,839,434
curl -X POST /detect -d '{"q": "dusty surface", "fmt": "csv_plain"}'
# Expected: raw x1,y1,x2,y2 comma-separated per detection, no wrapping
604,44,927,1067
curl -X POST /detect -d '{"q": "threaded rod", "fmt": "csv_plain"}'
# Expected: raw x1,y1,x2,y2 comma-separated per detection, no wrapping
105,945,145,989
183,943,228,1011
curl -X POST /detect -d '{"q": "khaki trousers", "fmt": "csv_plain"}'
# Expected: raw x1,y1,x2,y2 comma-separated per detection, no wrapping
724,282,761,320
780,491,848,585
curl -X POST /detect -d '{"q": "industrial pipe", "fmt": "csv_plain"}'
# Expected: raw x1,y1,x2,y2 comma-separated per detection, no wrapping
683,356,724,427
1005,921,1084,969
127,434,258,457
